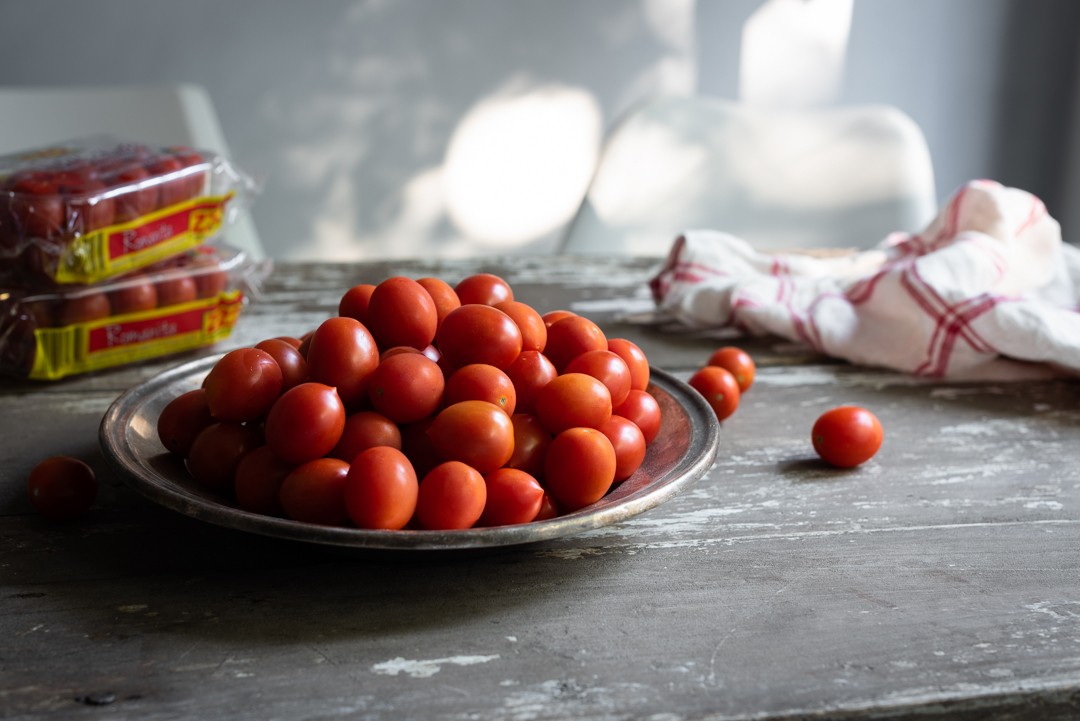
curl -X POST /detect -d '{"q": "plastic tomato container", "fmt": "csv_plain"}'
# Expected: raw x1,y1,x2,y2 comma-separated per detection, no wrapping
0,245,267,380
0,136,258,285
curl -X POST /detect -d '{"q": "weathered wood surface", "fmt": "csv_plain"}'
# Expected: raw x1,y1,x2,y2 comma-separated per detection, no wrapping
3,256,1080,721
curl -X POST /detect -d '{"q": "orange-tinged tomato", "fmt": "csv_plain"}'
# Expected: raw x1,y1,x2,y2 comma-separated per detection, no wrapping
416,461,487,530
565,349,632,408
345,446,419,530
599,414,647,482
534,372,612,434
455,272,513,306
608,338,650,391
812,406,884,468
444,364,516,415
543,427,616,512
707,346,755,392
689,366,740,421
494,300,547,353
427,400,515,473
614,389,662,445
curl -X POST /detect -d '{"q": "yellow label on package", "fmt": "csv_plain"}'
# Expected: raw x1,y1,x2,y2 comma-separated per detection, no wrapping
30,291,243,380
54,192,235,284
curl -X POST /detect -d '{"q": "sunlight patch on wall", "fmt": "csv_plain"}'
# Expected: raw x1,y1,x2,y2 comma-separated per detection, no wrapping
444,85,602,247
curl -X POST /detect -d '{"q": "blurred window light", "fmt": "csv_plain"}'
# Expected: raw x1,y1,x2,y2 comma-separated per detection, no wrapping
740,0,854,108
444,85,602,246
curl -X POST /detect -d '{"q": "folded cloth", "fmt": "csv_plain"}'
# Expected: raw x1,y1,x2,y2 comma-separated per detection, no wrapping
650,180,1080,378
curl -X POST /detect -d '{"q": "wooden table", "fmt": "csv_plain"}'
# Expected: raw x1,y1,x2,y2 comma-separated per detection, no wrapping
3,256,1080,721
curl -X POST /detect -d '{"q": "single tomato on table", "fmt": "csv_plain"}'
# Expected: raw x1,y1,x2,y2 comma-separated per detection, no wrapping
811,406,883,468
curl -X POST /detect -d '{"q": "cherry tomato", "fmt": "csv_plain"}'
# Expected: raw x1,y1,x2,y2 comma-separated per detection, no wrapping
614,389,662,445
504,350,558,415
26,456,97,521
479,468,545,527
534,372,612,434
345,446,419,530
9,173,64,238
109,165,157,222
203,348,284,422
543,427,616,512
305,317,380,408
338,283,375,323
707,346,755,392
544,315,607,371
534,492,560,521
541,309,575,329
264,382,346,465
186,422,262,494
811,406,884,468
504,413,552,477
157,388,214,456
366,276,438,350
234,446,293,516
565,349,632,407
454,273,513,306
599,415,647,482
56,292,111,326
689,366,740,421
436,304,522,370
254,338,309,391
109,277,158,314
608,338,650,391
444,364,516,415
278,458,350,525
367,352,445,424
427,400,515,473
400,416,439,479
416,461,487,530
147,154,188,208
493,300,547,353
193,263,229,299
416,277,461,325
330,411,402,462
155,275,198,307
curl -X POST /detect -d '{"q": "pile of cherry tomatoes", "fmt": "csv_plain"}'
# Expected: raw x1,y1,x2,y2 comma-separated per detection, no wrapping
156,273,663,530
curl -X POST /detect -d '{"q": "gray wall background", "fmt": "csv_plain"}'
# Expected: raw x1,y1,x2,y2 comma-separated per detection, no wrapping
1,0,1077,260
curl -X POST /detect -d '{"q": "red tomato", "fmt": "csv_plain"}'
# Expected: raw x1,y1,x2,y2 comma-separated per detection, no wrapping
345,446,419,530
186,422,262,494
444,364,516,416
504,350,558,415
109,165,158,222
707,346,755,392
146,154,188,208
416,277,461,325
203,348,284,422
9,173,64,238
689,366,740,421
278,458,351,525
544,315,608,371
234,446,293,516
264,382,346,465
541,309,575,329
504,413,552,477
367,352,445,424
811,406,884,468
614,389,662,445
534,492,560,520
599,415,647,482
26,456,97,521
543,427,616,512
455,273,513,306
565,349,632,408
436,304,522,370
400,416,439,479
56,292,111,326
157,388,214,456
254,338,308,391
493,300,547,353
427,400,515,473
479,468,545,527
338,283,375,323
366,276,438,350
416,461,487,530
608,338,650,391
330,411,402,462
534,372,612,434
109,277,158,314
156,275,198,307
305,317,380,408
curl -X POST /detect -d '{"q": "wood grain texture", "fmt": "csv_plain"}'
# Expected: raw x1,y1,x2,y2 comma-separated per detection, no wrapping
2,257,1079,721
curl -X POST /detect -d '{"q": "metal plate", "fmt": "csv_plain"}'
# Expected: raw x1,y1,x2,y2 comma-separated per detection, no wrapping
99,354,720,551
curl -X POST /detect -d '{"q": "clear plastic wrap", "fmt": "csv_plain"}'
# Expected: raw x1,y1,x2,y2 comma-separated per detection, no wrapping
0,136,259,285
0,244,267,380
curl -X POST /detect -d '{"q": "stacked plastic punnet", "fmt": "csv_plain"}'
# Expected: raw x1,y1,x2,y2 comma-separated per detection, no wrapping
0,136,265,380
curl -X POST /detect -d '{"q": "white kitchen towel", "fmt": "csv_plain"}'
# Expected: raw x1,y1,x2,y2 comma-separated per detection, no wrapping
650,180,1080,378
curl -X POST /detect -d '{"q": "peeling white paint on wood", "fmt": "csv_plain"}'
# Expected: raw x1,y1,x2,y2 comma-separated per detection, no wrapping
371,654,500,678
